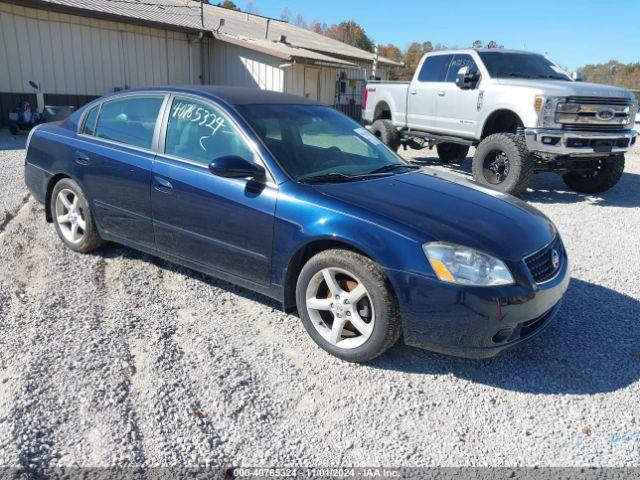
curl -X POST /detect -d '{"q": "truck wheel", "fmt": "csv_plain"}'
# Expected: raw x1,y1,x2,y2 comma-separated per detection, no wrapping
370,119,400,152
562,155,625,194
437,143,469,164
472,133,533,196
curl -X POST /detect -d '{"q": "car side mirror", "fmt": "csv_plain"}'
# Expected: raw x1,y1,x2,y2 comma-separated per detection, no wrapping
455,67,479,90
208,155,266,180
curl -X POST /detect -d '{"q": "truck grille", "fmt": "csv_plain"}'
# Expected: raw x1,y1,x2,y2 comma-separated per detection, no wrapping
566,96,631,106
562,124,628,132
524,237,565,284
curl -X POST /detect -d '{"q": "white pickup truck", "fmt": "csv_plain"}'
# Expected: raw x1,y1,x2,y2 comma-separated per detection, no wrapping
362,49,638,195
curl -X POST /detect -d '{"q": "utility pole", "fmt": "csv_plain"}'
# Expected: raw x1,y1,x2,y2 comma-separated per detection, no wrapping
200,0,205,85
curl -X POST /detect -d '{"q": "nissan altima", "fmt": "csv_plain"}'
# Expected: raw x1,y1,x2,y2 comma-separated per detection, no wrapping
24,86,570,362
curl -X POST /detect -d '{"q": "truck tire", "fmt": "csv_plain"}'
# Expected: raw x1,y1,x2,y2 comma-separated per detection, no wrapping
370,119,400,152
472,133,533,196
562,155,625,194
436,143,469,164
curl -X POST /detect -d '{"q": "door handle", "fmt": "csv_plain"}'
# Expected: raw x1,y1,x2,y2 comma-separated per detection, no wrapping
438,91,446,97
153,176,173,193
409,89,418,95
75,151,90,165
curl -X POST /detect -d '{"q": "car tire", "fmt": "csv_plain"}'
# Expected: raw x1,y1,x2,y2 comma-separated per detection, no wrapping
472,133,533,196
562,155,625,194
51,178,104,253
370,119,400,152
295,249,402,363
436,143,469,164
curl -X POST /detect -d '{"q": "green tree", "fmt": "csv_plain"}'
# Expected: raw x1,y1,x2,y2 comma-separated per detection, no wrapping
217,0,240,10
324,21,374,53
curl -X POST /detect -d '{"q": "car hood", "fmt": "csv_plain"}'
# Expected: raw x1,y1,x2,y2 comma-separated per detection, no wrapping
495,79,634,99
312,169,556,261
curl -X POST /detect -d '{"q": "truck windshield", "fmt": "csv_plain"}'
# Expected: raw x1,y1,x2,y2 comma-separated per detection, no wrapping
237,104,411,182
478,52,571,81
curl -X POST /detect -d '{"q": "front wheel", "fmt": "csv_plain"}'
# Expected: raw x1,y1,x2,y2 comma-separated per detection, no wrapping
295,249,401,363
472,133,533,196
562,155,625,194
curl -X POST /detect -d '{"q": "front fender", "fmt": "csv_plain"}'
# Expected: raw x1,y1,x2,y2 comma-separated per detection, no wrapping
272,182,427,289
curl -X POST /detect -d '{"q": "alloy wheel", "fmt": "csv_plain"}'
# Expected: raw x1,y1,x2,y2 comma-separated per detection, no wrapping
305,267,375,349
55,189,86,244
483,150,511,184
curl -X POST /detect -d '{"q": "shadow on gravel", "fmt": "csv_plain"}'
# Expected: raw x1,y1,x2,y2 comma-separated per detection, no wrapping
410,156,640,208
97,245,282,310
370,278,640,395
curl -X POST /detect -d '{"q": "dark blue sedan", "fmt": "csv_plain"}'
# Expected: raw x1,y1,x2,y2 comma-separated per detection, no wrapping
24,86,570,362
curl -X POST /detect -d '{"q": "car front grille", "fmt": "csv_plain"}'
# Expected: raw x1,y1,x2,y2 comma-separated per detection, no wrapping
524,237,565,284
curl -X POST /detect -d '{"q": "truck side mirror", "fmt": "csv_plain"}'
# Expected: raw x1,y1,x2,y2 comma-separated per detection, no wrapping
455,67,479,90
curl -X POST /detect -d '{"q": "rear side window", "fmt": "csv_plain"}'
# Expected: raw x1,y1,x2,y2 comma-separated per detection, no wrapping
81,106,99,136
418,54,453,82
95,96,164,149
445,54,479,82
164,96,254,166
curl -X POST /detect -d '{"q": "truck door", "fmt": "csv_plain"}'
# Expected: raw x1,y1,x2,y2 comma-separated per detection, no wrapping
436,54,481,138
406,54,453,131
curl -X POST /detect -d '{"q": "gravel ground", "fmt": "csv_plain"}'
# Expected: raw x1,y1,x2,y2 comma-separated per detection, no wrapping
0,127,639,469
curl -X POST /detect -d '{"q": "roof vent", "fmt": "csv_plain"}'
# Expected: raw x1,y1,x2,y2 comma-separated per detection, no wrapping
279,35,288,44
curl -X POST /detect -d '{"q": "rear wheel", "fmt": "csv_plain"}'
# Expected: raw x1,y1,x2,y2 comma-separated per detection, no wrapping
370,119,400,152
562,155,625,193
436,143,469,164
472,133,533,196
295,249,401,363
51,178,104,253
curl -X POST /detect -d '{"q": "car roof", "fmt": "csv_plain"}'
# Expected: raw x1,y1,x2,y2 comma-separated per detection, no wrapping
427,48,538,56
115,85,323,107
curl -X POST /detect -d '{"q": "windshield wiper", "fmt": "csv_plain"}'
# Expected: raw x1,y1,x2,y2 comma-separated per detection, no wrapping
364,163,422,175
298,172,360,184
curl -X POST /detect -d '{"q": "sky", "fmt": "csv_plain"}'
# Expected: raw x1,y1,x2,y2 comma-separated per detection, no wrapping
242,0,638,71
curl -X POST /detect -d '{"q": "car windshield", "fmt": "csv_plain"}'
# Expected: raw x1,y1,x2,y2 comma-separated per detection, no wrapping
237,104,411,182
478,51,571,81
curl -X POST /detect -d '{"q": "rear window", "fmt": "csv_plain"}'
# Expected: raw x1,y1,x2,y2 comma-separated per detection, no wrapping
95,96,164,149
418,54,453,82
81,106,99,136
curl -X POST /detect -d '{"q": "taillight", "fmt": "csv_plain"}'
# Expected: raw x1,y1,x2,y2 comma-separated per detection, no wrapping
362,88,369,110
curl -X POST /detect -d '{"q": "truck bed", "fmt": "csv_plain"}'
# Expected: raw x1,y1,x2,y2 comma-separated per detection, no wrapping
363,81,410,125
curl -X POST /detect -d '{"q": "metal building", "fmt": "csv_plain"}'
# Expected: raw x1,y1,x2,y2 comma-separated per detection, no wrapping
0,0,399,124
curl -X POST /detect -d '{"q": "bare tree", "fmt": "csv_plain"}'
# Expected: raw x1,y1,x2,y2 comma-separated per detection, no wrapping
472,40,483,49
280,6,292,22
245,0,259,14
294,12,307,29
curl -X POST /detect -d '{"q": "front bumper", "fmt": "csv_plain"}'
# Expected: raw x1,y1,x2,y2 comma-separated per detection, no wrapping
524,128,637,157
386,248,570,359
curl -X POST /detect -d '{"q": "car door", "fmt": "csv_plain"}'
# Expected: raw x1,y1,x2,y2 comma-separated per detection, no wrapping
76,94,167,250
436,54,482,138
406,54,453,131
151,94,277,286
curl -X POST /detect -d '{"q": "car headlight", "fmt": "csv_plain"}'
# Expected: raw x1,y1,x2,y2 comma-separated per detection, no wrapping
534,96,563,128
423,242,514,287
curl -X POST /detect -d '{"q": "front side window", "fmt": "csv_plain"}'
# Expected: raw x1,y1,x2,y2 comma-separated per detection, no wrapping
478,52,570,81
95,96,164,149
81,105,99,136
418,54,453,82
164,96,254,166
445,54,479,82
237,104,406,181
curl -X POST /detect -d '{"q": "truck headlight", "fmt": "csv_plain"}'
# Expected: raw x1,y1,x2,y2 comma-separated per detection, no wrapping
423,242,514,287
534,96,563,128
